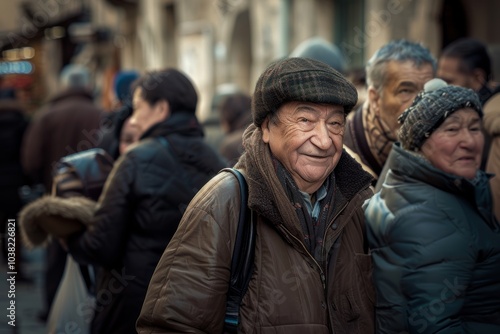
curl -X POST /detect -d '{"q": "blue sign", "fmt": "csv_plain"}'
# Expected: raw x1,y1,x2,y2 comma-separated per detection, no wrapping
0,61,34,74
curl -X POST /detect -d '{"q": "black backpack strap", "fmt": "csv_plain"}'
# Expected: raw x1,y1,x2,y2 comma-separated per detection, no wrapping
220,168,256,334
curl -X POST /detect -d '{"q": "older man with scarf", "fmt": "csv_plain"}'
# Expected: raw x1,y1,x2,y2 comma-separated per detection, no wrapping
137,57,375,334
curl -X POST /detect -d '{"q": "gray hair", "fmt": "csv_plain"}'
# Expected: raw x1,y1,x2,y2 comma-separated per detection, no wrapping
60,64,91,89
366,39,436,91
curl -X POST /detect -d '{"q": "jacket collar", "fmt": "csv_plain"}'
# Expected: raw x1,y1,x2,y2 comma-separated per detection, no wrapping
140,111,204,140
387,142,496,226
49,87,94,104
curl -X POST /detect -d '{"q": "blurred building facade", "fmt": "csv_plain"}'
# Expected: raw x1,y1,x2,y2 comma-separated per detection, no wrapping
0,0,499,119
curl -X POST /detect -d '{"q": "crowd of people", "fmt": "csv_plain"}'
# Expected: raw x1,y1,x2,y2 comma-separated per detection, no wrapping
0,36,498,333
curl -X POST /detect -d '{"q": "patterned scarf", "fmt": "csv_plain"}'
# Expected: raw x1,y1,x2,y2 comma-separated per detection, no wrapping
363,104,397,167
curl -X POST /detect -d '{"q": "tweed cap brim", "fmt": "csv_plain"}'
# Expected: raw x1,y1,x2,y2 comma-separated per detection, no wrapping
252,57,358,127
398,78,483,151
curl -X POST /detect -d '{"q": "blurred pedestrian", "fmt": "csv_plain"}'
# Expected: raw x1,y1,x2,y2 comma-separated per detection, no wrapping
343,39,436,183
438,38,500,105
99,70,140,160
57,68,227,333
118,116,141,155
19,105,142,333
202,83,241,152
19,146,115,334
137,58,375,333
289,37,347,74
21,64,103,191
365,79,500,333
20,64,103,321
218,92,252,166
0,87,29,278
112,70,140,110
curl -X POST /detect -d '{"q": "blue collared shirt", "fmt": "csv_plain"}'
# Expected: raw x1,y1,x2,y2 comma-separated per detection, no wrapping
299,182,328,219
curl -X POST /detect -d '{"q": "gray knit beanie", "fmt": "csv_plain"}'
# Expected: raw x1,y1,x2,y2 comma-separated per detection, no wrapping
398,78,483,151
252,57,358,127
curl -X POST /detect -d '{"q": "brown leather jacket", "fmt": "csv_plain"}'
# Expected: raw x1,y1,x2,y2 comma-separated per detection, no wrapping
138,128,375,334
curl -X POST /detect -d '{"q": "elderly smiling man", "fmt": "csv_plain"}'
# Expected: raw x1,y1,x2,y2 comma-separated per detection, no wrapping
137,57,375,334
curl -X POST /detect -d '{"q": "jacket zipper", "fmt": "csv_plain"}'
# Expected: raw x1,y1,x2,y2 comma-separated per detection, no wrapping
278,224,326,289
278,200,350,290
279,200,351,334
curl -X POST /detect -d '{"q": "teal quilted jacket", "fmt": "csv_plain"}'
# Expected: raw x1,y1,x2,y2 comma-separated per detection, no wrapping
364,142,500,334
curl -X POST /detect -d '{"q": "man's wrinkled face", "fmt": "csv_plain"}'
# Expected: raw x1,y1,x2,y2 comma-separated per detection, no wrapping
369,60,435,139
261,101,345,194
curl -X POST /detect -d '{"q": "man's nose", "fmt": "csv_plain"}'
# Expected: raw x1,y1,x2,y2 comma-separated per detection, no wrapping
311,122,332,149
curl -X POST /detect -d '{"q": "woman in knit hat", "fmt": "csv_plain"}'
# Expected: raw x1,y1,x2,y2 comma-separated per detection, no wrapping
364,78,500,333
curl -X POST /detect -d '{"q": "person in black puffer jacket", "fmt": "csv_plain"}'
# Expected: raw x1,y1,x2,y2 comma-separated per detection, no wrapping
54,68,227,334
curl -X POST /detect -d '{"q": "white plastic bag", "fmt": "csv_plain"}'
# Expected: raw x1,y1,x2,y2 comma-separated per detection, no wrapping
46,255,96,334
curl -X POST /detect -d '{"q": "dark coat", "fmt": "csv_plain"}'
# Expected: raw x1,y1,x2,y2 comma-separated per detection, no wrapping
68,111,227,334
0,99,29,212
138,125,375,334
365,142,500,333
98,104,133,160
21,88,103,191
219,127,245,166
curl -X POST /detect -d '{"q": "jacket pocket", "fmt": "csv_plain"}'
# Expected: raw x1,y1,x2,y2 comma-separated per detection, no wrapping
336,253,376,332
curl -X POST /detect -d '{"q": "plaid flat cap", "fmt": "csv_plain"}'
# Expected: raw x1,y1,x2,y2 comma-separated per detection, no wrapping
252,57,358,127
398,78,483,151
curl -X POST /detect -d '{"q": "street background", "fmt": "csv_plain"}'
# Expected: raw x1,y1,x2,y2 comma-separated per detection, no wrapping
1,1,500,333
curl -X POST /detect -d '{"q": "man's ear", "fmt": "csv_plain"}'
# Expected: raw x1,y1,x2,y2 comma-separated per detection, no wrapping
368,86,381,115
472,68,487,90
157,99,170,121
261,117,271,143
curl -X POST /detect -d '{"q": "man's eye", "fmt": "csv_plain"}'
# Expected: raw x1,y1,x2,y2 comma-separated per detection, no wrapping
299,118,310,123
445,127,458,132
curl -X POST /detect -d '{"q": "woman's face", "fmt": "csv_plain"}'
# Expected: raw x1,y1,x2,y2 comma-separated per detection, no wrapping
119,117,141,155
420,108,483,179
